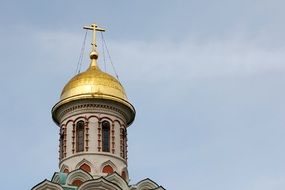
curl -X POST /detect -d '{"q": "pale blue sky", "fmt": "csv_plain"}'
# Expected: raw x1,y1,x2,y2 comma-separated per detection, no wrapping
0,1,285,189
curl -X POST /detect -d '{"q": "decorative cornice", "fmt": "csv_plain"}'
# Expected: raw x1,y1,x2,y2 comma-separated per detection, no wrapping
59,152,127,167
56,101,128,125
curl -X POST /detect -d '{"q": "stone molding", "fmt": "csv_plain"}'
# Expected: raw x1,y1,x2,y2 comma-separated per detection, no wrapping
56,100,128,125
32,179,64,190
42,171,165,190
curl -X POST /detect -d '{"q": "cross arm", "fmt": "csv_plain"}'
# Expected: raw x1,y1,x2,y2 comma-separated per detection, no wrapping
83,26,105,32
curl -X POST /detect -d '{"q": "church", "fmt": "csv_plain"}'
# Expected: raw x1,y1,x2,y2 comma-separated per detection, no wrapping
32,23,165,190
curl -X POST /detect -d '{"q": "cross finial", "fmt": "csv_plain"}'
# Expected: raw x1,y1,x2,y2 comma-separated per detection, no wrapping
83,23,105,67
83,23,105,52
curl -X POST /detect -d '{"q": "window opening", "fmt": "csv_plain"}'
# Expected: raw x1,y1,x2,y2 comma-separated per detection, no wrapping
76,121,85,152
102,121,110,152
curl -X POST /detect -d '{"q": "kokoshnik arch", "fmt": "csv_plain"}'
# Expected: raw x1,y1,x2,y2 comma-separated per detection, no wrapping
32,23,165,190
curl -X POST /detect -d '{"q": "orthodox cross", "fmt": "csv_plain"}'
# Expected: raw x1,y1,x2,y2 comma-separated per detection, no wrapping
83,23,105,51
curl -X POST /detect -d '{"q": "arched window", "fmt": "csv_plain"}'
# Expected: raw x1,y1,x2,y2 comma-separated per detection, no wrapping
102,165,113,174
102,121,110,152
80,163,91,173
76,120,85,152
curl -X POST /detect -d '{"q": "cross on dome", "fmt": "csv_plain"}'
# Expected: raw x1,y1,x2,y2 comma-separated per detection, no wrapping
83,23,105,52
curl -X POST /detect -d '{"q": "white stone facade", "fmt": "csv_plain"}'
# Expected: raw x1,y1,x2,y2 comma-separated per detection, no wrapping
55,99,130,181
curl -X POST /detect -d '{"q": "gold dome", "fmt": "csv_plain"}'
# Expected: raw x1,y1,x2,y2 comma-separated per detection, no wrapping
52,23,135,125
52,60,135,125
60,64,128,103
52,53,135,125
54,58,135,116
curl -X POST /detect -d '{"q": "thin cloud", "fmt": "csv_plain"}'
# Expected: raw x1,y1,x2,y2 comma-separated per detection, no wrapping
25,30,285,83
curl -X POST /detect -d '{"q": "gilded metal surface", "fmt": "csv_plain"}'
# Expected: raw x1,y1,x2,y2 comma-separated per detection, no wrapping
60,65,127,101
52,23,136,126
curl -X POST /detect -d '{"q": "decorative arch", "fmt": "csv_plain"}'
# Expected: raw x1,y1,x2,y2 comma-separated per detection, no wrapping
78,177,122,190
87,115,99,121
101,160,117,174
99,116,113,123
113,119,123,126
152,187,166,190
51,172,67,185
75,159,94,173
105,172,129,190
60,164,69,173
64,119,74,127
32,179,64,190
66,169,93,187
136,178,160,190
74,116,87,123
51,173,60,184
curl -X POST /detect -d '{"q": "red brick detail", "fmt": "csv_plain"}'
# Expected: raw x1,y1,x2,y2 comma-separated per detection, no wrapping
72,179,83,187
72,123,75,154
121,171,126,180
98,121,101,152
102,165,113,174
64,127,67,158
80,163,91,173
63,168,69,173
120,127,127,159
85,121,89,151
112,123,115,154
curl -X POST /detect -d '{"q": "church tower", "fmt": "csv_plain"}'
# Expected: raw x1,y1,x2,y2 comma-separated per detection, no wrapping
33,23,164,190
52,23,135,182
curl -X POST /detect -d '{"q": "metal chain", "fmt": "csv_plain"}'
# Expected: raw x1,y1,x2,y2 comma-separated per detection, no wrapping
101,32,120,80
75,30,88,74
100,32,107,72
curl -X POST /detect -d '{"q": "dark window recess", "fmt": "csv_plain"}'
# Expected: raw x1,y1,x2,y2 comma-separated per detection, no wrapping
76,121,85,152
102,121,110,152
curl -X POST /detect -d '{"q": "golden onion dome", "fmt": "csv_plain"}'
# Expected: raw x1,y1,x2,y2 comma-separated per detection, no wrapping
60,63,127,103
52,23,135,125
52,53,135,125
